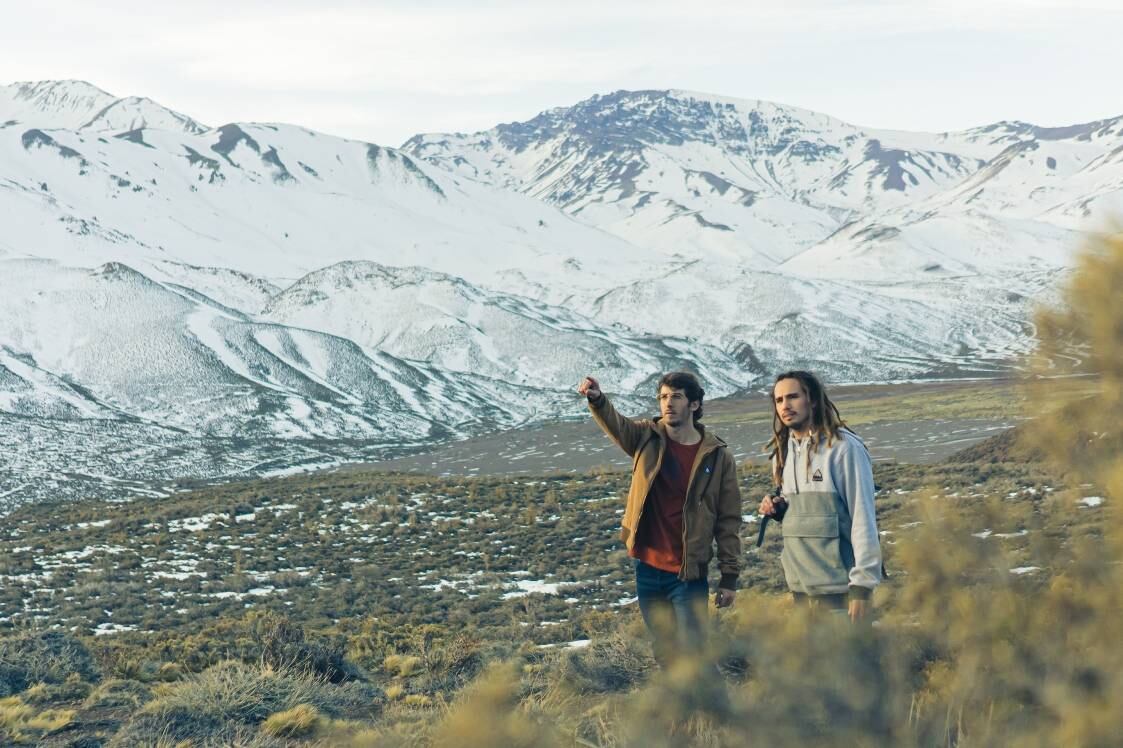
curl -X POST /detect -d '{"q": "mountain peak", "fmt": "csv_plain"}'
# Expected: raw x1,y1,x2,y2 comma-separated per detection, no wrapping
7,79,115,100
1,80,207,134
1,79,119,130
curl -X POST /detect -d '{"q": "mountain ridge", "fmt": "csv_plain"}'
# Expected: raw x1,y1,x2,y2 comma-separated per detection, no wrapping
0,79,1116,506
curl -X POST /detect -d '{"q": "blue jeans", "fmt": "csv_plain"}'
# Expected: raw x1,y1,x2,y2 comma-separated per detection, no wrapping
634,560,710,669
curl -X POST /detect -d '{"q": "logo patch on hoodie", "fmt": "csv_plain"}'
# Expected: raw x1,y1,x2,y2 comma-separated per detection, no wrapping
812,469,824,482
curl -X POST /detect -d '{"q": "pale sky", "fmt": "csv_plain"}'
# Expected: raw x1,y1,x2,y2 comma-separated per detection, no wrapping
2,0,1121,147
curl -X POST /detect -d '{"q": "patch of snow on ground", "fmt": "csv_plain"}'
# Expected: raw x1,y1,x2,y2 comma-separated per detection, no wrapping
502,579,564,599
168,513,222,532
94,623,138,636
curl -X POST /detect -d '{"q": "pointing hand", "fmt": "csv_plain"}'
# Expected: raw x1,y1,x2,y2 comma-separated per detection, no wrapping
578,376,602,401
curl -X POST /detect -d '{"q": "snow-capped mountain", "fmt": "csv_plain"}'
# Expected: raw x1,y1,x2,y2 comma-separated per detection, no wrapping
404,89,1122,275
0,87,657,301
261,261,745,393
1,80,206,134
0,81,1117,507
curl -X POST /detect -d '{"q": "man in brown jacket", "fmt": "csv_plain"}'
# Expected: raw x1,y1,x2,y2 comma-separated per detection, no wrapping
579,371,742,669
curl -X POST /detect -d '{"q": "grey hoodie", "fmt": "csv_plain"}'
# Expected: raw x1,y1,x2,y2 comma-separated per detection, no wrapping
776,429,882,598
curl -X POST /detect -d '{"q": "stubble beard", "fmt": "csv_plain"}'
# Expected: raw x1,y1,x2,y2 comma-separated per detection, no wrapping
783,412,810,435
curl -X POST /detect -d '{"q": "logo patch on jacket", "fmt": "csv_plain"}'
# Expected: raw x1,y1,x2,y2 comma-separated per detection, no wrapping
704,465,712,474
812,469,823,482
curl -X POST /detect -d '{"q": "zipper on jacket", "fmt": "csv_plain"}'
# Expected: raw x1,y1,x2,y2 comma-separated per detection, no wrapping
678,448,719,579
791,438,801,495
634,436,664,536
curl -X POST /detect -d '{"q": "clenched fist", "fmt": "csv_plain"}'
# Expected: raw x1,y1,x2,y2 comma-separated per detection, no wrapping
578,376,602,401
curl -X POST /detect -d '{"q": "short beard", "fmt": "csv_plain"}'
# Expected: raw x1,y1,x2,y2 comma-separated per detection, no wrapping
784,415,810,433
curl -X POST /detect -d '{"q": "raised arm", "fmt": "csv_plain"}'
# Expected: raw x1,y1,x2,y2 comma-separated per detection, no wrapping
578,376,649,457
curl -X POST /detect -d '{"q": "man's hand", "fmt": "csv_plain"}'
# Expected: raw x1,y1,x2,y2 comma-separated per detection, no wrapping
715,588,735,608
578,376,602,401
758,495,778,517
848,598,869,623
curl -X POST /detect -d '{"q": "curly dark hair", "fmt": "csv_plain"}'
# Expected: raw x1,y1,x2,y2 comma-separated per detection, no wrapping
657,371,705,422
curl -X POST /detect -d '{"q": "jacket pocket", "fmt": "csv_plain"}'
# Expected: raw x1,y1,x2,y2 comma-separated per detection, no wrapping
781,514,848,592
687,501,716,567
783,515,839,538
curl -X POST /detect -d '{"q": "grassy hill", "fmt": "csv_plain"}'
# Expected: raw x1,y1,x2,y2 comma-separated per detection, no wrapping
0,422,1113,745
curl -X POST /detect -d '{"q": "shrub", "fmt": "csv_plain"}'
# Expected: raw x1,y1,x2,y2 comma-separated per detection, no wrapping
111,660,382,746
257,614,363,683
433,663,560,748
403,693,431,708
556,633,654,694
83,678,154,710
382,655,422,678
0,631,99,695
22,673,91,704
0,696,74,744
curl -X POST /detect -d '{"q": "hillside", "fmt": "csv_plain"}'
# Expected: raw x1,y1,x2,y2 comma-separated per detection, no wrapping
0,444,1111,745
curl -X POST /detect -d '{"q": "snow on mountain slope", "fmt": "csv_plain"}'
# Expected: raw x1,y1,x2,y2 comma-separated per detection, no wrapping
0,111,656,302
0,80,118,130
0,80,206,134
404,89,1120,280
0,257,609,440
0,253,736,503
403,90,991,266
1,257,684,507
576,259,1056,381
261,260,745,393
779,210,1078,281
938,119,1123,227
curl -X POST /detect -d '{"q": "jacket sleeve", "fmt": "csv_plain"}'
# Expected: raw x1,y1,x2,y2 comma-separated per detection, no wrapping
587,393,650,457
715,449,743,589
833,435,882,596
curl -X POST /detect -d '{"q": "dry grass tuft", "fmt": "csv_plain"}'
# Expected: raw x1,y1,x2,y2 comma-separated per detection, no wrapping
260,703,321,738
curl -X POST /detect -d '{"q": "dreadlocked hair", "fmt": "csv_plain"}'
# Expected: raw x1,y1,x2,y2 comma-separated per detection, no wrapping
765,370,849,485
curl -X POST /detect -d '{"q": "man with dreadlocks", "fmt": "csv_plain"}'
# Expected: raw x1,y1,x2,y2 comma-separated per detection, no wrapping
758,371,882,622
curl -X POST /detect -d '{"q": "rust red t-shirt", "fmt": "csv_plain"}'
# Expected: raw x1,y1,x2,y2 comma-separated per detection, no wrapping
631,436,701,574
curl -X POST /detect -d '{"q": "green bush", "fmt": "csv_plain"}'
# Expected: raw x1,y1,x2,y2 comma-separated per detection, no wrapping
256,613,363,683
0,631,99,696
111,660,382,746
83,678,154,710
557,632,653,694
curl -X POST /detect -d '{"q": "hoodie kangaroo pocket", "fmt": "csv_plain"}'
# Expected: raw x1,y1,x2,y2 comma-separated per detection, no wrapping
781,514,849,591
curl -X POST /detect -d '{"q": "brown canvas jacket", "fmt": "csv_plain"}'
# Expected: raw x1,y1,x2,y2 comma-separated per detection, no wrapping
588,393,742,589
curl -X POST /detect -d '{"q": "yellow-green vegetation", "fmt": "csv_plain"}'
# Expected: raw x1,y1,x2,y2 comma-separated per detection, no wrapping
0,232,1119,745
111,660,382,746
0,696,74,744
261,703,322,738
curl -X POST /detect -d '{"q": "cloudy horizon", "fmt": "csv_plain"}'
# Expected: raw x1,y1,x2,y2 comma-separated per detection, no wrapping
2,0,1121,147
